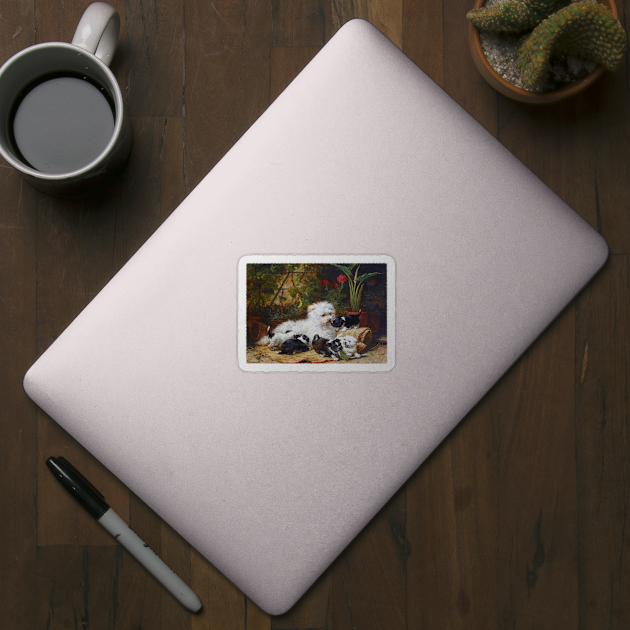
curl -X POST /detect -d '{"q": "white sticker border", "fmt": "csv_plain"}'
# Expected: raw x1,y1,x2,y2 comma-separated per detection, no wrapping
238,255,395,372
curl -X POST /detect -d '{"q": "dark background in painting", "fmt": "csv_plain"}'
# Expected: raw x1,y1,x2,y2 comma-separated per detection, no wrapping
246,263,387,334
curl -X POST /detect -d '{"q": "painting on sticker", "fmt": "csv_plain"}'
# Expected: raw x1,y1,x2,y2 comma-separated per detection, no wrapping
240,257,393,370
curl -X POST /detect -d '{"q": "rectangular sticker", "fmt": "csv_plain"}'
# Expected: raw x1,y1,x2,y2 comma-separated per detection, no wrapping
238,255,394,372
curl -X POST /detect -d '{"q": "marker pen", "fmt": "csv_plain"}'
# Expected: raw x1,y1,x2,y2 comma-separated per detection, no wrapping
46,456,202,613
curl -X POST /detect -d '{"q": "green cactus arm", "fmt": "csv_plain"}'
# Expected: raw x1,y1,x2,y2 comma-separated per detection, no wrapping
516,2,627,86
467,0,568,33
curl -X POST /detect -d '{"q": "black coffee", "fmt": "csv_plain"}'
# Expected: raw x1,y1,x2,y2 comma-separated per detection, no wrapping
10,73,115,174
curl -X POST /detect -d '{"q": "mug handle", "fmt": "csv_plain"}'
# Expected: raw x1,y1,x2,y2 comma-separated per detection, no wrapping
71,2,120,67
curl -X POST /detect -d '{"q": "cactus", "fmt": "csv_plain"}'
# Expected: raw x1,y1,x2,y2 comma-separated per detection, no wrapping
516,1,627,85
467,0,569,33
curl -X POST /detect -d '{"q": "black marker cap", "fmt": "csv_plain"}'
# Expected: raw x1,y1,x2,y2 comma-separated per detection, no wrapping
46,456,110,519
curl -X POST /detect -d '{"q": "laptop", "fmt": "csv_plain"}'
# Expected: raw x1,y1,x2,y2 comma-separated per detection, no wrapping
23,19,608,614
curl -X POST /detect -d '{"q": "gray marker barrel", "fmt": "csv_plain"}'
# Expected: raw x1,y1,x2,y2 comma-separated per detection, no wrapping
98,508,202,612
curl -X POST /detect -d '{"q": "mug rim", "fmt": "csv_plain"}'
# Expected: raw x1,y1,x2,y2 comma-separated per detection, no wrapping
0,41,125,181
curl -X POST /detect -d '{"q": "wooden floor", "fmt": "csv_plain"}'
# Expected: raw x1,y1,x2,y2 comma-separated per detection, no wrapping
1,0,629,628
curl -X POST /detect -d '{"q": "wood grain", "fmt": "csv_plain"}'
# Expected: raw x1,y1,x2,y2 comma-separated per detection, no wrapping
402,0,444,87
126,0,184,117
331,486,408,630
270,47,321,103
36,545,119,630
120,495,193,629
184,0,271,191
271,0,331,46
0,156,38,630
332,0,402,48
0,4,40,630
497,304,579,629
1,0,629,627
576,256,630,630
407,392,498,629
190,549,247,630
271,573,332,629
37,418,129,546
443,0,497,131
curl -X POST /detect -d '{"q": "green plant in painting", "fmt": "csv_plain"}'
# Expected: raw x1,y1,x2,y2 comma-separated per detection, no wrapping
332,264,380,312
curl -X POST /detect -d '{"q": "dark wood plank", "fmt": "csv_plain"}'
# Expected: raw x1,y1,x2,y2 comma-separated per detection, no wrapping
331,0,402,47
0,0,36,53
331,486,407,630
497,305,579,628
443,0,498,132
492,45,630,256
37,416,129,546
407,393,499,629
109,494,193,629
402,0,444,88
184,0,272,192
190,549,248,630
496,97,598,224
159,116,187,220
270,47,321,103
0,148,38,630
271,0,331,47
271,573,332,629
33,183,130,544
36,545,118,630
126,0,184,117
582,72,630,255
576,256,630,629
0,4,39,629
491,20,630,626
186,573,267,630
112,116,185,270
36,0,125,46
113,540,191,630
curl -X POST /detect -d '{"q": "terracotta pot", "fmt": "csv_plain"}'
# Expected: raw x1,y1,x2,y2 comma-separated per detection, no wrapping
468,0,618,103
246,315,267,341
367,312,381,333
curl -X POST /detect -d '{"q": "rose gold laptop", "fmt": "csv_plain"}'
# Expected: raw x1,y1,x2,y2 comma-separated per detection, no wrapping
24,19,607,614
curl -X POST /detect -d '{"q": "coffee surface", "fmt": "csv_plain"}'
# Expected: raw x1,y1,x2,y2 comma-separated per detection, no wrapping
12,75,115,174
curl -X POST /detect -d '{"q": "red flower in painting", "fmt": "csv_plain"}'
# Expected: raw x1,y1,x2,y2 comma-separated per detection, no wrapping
334,283,339,289
321,279,330,286
337,274,347,284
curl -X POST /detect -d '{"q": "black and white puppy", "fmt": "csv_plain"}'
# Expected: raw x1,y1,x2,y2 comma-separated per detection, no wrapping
331,310,361,332
312,334,343,361
276,334,310,355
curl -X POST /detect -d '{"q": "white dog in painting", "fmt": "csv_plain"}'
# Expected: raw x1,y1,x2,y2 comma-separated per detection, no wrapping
256,301,337,348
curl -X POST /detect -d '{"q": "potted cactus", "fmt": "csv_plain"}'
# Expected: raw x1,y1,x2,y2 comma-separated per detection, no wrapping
467,0,627,102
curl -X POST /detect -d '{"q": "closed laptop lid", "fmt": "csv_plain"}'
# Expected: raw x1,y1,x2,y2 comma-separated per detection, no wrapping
23,19,607,614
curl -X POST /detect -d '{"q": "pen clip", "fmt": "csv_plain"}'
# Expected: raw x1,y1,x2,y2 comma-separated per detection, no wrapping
54,456,106,502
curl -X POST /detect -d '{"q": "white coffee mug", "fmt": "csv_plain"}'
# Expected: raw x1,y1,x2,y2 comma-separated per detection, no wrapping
0,2,132,197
